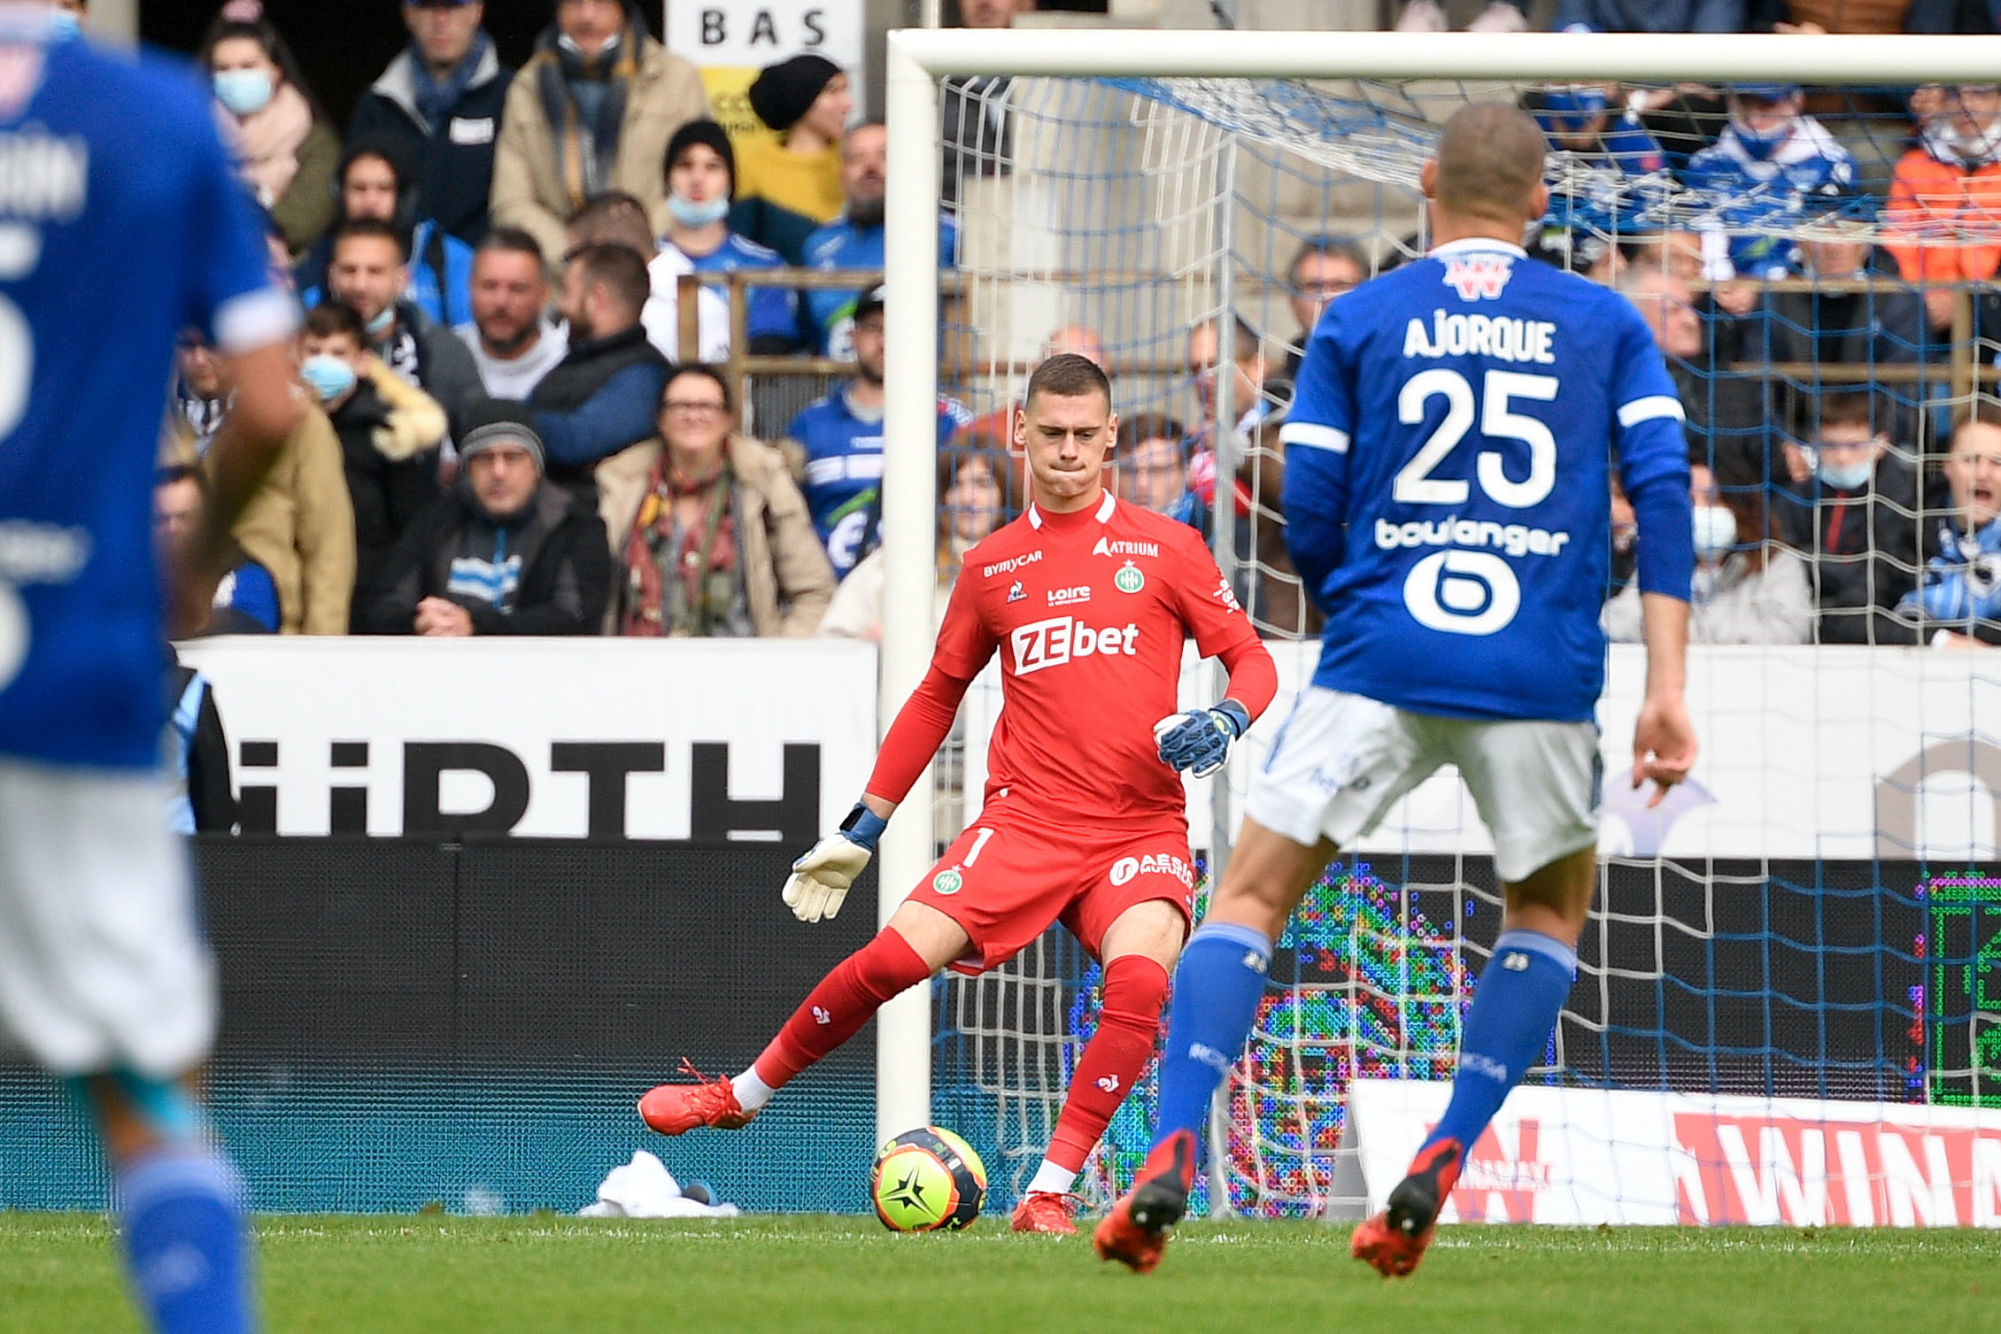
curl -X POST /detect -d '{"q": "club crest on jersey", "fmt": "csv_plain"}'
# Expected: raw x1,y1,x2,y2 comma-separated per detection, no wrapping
932,868,964,895
1442,252,1515,301
1007,581,1026,603
1114,561,1144,594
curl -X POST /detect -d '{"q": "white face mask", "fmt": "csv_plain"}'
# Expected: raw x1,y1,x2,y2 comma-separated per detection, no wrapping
213,68,275,117
1692,504,1738,561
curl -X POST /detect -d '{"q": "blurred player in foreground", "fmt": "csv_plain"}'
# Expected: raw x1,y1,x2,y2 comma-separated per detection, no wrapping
640,354,1277,1233
0,7,301,1330
1096,101,1699,1276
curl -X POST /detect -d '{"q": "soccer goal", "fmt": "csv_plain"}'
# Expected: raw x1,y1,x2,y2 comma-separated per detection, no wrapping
882,28,2001,1225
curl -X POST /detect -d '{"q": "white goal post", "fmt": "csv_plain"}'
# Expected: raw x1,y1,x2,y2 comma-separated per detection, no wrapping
874,28,2001,1154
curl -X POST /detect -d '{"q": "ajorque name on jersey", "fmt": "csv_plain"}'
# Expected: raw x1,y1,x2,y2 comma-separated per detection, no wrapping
984,551,1043,578
1403,310,1555,365
1009,615,1139,676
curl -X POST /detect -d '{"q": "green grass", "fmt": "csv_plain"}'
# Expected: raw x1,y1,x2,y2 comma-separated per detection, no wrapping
2,1214,1994,1333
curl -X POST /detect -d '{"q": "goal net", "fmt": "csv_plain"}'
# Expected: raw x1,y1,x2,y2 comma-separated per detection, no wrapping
889,30,2001,1226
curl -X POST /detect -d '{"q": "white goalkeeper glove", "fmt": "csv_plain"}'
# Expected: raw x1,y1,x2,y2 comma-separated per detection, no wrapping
782,802,889,923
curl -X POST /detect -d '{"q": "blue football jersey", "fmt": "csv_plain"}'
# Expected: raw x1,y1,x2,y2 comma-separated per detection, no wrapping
785,385,970,578
1280,240,1693,723
0,34,292,768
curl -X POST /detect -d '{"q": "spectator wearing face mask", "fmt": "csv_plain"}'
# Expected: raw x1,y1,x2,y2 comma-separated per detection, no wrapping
1886,84,2001,294
1603,457,1812,644
201,0,341,260
489,0,710,277
1773,390,1929,644
299,301,449,629
732,54,854,266
1682,84,1855,281
659,119,800,354
1523,82,1669,268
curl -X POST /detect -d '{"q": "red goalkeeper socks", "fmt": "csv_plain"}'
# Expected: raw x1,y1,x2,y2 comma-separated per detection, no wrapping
1045,954,1170,1174
751,928,932,1090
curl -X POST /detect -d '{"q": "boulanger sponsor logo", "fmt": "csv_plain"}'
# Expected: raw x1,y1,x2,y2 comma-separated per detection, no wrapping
1092,537,1159,559
983,550,1043,579
1008,616,1139,676
932,868,964,895
1108,852,1195,888
1114,561,1145,594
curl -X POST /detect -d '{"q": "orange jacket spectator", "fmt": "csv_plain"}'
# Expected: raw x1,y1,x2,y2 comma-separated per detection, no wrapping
1885,114,2001,283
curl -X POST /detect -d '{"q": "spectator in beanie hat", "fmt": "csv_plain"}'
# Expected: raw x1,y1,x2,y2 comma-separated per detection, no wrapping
360,399,612,635
660,118,801,352
731,53,853,264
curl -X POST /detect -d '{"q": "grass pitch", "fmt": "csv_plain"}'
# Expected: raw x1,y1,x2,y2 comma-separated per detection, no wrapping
1,1214,1993,1333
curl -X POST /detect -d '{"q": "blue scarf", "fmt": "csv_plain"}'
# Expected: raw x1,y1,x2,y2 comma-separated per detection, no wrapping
410,31,490,132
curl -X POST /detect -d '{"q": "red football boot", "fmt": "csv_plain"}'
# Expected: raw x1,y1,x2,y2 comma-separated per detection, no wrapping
637,1059,758,1135
1092,1129,1197,1274
1351,1137,1464,1278
1010,1191,1082,1235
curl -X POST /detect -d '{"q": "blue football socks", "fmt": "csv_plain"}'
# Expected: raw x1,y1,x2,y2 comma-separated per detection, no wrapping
1151,921,1273,1151
118,1147,257,1334
1422,928,1577,1155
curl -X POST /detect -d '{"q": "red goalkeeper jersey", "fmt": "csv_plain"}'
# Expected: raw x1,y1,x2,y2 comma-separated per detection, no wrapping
870,491,1275,834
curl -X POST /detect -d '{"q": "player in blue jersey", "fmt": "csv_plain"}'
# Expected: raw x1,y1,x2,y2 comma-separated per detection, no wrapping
0,8,301,1331
1096,102,1700,1277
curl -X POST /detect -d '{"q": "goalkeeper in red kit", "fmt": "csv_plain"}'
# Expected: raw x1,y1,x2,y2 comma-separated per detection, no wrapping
639,354,1277,1233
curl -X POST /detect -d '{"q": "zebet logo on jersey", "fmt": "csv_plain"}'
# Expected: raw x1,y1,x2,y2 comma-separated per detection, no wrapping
1009,616,1139,676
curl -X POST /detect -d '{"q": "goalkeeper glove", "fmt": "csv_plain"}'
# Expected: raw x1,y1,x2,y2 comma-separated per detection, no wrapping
1153,700,1251,779
782,801,888,923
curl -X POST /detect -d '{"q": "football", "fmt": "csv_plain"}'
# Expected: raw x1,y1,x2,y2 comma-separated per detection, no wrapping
869,1127,988,1231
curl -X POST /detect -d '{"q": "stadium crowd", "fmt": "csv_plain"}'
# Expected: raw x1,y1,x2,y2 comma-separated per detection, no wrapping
124,0,2001,657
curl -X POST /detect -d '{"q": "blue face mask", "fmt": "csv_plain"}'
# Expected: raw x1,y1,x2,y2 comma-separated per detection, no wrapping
1730,116,1792,161
1692,505,1739,561
213,68,275,117
48,10,80,40
300,354,357,404
1819,456,1875,491
667,192,730,228
364,304,396,337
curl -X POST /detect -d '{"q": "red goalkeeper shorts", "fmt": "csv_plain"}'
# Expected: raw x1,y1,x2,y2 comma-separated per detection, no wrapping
905,815,1198,975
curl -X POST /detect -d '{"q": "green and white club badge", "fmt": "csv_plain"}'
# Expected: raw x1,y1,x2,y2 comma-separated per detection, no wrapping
1114,561,1144,594
932,868,964,895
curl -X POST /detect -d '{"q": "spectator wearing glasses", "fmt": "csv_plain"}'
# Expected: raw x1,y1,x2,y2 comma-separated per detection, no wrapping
604,366,834,637
361,401,611,636
1279,238,1366,384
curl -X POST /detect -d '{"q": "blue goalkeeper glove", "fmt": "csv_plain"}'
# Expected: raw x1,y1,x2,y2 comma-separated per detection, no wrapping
782,802,888,923
1152,700,1251,779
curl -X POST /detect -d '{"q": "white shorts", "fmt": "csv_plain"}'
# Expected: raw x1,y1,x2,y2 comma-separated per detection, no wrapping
0,761,216,1078
1245,686,1602,884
